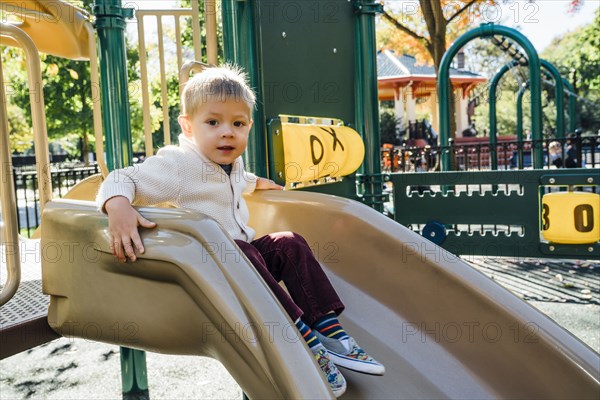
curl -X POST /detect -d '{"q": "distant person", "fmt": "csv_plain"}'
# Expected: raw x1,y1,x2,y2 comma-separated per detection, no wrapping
423,119,438,146
565,132,582,168
548,141,563,168
461,123,477,137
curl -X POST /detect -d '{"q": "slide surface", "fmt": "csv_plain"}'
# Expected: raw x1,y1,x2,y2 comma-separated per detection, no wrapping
246,190,600,399
42,189,599,399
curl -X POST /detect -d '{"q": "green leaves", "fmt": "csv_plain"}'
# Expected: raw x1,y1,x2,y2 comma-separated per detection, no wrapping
542,8,600,133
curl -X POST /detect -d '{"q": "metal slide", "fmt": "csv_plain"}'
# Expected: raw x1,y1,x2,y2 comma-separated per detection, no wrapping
42,191,600,399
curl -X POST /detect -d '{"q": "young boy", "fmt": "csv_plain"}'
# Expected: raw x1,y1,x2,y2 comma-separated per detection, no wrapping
96,65,384,397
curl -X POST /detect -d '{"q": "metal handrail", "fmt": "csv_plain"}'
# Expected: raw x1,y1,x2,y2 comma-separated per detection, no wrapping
205,0,218,65
1,22,53,304
0,54,21,306
179,60,211,86
84,22,108,177
136,1,212,156
0,24,53,213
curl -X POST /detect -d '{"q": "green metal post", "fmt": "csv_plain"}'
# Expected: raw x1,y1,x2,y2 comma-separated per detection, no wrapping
517,69,568,142
439,23,542,170
563,78,577,133
516,82,528,169
488,60,518,170
354,0,383,211
94,0,134,171
540,59,564,138
490,60,566,169
516,82,528,142
120,347,149,398
222,0,267,177
93,1,148,399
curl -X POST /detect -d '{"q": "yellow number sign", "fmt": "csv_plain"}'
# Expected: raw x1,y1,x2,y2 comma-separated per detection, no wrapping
281,123,365,183
541,192,600,244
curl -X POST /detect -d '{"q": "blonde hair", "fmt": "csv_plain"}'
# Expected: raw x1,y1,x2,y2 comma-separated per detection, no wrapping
180,64,256,117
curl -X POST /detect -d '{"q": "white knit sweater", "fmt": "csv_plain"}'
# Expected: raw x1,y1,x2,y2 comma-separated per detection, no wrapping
96,134,258,241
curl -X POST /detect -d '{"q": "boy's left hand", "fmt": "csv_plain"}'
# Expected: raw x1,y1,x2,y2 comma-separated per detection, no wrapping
256,177,284,190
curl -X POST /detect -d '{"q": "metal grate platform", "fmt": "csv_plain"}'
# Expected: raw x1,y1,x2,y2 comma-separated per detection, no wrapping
1,239,59,359
1,239,49,326
0,279,49,326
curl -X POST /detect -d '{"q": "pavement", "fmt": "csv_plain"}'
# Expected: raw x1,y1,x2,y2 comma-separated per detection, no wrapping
0,301,597,400
0,341,242,399
0,256,598,399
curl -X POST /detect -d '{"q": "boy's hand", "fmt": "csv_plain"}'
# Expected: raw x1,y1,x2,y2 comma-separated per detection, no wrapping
256,177,284,190
105,196,156,263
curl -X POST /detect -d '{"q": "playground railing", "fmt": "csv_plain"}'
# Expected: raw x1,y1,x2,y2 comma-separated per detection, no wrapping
11,164,101,237
382,135,600,173
0,21,55,306
133,0,214,155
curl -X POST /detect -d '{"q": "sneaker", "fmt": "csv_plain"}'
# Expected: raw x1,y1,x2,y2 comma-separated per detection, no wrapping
313,345,347,397
316,333,386,376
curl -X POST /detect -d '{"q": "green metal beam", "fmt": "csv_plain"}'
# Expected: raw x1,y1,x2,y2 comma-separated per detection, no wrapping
516,82,528,169
492,59,569,168
94,0,134,171
439,23,542,170
222,0,268,177
353,0,383,211
120,347,149,398
516,82,529,144
93,1,148,399
517,71,553,141
517,65,572,144
489,60,519,170
540,59,565,138
562,78,577,133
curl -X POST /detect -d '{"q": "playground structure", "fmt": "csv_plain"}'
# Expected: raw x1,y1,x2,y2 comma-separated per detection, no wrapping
376,49,487,140
1,1,599,399
391,23,599,259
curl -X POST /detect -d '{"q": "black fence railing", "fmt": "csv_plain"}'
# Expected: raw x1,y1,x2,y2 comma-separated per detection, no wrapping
12,163,100,237
382,135,600,173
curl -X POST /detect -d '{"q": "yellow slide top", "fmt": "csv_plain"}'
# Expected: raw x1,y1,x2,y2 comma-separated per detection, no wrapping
0,0,91,60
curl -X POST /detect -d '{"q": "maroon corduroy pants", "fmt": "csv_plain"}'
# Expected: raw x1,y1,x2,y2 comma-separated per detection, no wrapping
235,231,345,325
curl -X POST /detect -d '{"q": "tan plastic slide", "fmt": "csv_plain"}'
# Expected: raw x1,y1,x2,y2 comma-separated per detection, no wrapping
0,0,91,60
42,190,600,399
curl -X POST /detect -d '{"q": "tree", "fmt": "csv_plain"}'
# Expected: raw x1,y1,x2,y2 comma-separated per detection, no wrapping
379,1,502,73
379,1,501,137
378,0,586,138
379,0,585,69
541,8,600,134
3,0,193,158
380,111,402,145
4,0,97,162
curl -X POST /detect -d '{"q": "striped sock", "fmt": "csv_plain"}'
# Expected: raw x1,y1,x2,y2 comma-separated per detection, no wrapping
295,318,320,350
312,312,349,340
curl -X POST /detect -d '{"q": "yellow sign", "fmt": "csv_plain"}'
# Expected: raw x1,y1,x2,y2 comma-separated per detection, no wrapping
541,192,600,244
281,123,365,183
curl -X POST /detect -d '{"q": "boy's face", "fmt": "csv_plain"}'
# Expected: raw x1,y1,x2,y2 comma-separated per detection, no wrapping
179,98,253,165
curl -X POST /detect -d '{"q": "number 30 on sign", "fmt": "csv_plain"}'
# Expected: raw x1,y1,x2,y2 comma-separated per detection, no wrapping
541,192,600,244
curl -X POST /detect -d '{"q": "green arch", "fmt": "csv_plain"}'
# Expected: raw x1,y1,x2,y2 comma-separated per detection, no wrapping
488,60,519,170
517,73,577,140
438,23,542,170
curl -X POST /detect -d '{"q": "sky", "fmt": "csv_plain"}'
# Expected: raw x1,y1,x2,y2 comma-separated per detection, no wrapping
495,0,599,52
133,0,599,53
